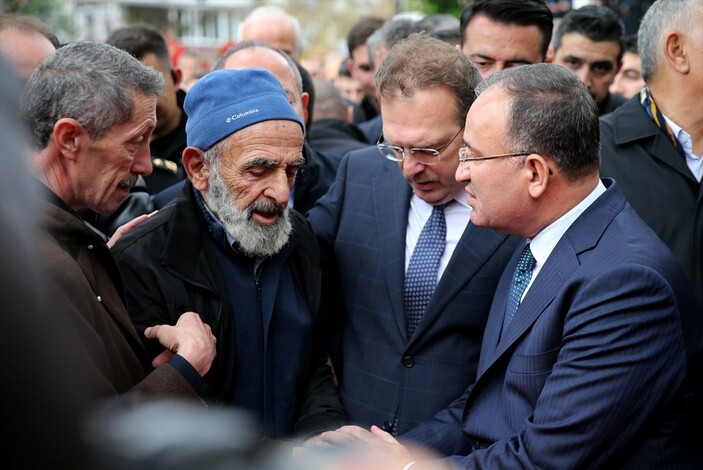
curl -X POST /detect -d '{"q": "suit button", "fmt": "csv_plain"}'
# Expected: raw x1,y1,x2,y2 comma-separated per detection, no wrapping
402,356,414,368
381,421,393,432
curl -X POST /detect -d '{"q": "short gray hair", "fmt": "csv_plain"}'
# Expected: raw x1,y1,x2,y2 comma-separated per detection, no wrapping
638,0,702,81
22,41,164,150
477,64,600,181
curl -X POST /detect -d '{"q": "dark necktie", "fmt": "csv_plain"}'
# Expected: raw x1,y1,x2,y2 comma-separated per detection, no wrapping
502,243,536,335
404,204,447,337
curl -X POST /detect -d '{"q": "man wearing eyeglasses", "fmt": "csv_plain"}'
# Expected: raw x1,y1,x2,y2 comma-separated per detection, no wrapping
306,63,702,470
307,33,519,436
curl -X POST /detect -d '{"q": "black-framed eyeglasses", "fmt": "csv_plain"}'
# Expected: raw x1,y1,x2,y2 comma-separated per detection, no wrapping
458,147,530,171
376,127,464,166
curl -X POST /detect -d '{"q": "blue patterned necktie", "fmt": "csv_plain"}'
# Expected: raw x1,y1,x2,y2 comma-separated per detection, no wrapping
404,204,447,337
502,243,536,335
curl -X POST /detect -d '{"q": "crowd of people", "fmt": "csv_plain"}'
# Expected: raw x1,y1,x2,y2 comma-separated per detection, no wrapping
1,0,701,468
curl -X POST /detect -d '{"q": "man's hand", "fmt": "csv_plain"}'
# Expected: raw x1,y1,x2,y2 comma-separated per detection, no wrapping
107,211,157,248
300,425,415,469
144,311,216,376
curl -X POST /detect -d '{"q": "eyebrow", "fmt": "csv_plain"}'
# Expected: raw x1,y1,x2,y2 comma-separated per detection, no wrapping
469,53,496,62
242,156,305,171
591,60,615,70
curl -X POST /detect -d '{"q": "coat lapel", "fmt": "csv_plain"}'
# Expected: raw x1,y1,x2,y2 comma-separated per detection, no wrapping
408,223,510,345
476,180,626,378
614,98,697,185
373,163,412,339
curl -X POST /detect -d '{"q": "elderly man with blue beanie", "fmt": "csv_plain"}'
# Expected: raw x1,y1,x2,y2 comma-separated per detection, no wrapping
112,68,346,438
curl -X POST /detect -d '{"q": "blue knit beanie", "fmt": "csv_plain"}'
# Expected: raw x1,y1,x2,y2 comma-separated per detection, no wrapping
184,68,304,151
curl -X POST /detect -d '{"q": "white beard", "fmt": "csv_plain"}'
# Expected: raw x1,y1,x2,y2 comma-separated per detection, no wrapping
204,166,292,258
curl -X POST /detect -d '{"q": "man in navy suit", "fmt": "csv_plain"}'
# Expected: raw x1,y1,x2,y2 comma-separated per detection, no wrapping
308,64,703,468
307,33,519,435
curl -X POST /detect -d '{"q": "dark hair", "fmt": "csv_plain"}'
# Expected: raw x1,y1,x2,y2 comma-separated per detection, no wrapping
477,63,600,181
460,0,553,59
0,13,60,48
105,24,171,67
621,33,637,54
347,16,385,57
553,5,624,62
376,33,481,128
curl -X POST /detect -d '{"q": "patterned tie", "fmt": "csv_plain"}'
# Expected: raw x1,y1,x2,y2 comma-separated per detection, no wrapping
404,204,447,337
502,244,536,335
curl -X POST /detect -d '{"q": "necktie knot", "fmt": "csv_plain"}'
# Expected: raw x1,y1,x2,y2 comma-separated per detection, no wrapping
404,203,448,337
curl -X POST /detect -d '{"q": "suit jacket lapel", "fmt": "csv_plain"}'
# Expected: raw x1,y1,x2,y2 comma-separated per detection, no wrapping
373,163,412,339
409,223,509,345
476,180,626,378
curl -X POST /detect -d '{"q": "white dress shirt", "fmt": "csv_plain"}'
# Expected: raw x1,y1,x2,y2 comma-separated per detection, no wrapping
405,192,471,282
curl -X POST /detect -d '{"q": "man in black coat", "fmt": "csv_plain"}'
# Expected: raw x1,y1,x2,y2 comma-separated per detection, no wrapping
600,0,703,305
113,68,345,438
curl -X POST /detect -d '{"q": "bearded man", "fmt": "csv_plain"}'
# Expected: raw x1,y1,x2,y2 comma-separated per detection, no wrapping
112,68,345,439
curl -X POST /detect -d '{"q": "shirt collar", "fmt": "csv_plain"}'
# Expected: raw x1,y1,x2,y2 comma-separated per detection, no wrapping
529,180,607,269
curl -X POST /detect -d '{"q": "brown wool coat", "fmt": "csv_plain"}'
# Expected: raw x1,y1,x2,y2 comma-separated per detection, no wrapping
37,198,201,401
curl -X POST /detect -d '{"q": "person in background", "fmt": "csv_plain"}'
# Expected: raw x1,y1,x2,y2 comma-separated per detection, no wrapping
0,13,58,81
112,68,345,438
106,24,187,192
459,0,553,79
552,4,626,115
346,16,385,124
336,60,365,105
178,49,208,92
609,33,645,99
600,0,703,305
308,62,702,470
238,5,303,60
21,41,216,403
307,77,370,157
308,33,518,436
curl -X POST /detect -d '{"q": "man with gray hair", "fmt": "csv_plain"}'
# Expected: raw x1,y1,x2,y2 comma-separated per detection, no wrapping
308,63,702,469
600,0,703,305
112,68,345,438
22,41,217,401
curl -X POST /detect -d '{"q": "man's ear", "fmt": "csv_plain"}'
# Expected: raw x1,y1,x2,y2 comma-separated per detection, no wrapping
182,147,210,191
664,32,690,74
171,67,183,89
524,153,552,199
51,118,85,161
545,46,555,63
300,91,310,127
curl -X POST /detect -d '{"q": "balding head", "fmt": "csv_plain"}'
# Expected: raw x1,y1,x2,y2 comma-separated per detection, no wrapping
238,6,302,59
0,14,57,80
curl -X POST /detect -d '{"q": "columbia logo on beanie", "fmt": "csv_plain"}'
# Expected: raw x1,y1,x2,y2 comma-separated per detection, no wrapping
184,68,303,151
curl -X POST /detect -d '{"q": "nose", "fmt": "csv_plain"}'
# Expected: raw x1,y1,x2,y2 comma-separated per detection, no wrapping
132,143,153,176
263,169,291,206
455,161,470,183
610,74,624,95
575,67,592,89
401,154,428,180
